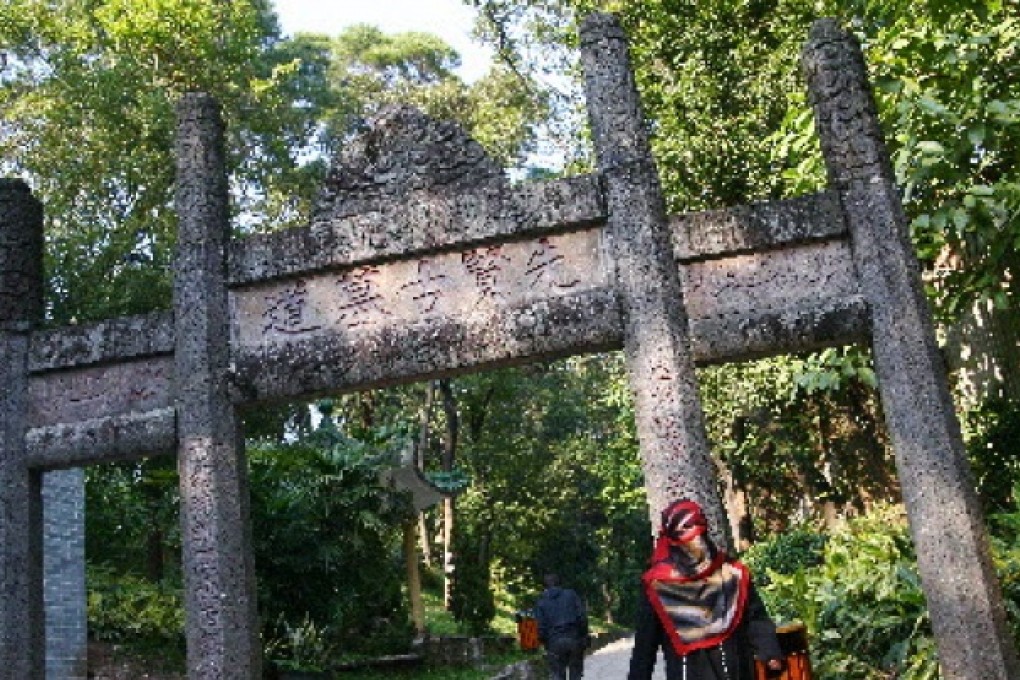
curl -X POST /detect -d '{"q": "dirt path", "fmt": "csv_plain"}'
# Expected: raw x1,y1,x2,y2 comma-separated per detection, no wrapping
584,636,666,679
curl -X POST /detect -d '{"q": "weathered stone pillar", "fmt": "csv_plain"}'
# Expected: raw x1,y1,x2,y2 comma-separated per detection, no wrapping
579,14,729,545
0,179,45,678
803,19,1020,679
174,94,261,678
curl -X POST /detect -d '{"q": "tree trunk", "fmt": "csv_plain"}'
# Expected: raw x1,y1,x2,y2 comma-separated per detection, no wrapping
439,379,459,609
816,399,841,530
404,521,426,636
721,417,751,549
417,382,436,567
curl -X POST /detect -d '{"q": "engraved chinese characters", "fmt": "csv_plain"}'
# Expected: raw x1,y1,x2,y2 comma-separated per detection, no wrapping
27,358,173,429
231,229,604,347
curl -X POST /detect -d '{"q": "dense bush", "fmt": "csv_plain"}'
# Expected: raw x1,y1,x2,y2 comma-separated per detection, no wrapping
987,504,1020,645
964,398,1020,513
87,566,184,650
742,526,827,585
449,525,497,634
248,425,414,657
756,506,938,679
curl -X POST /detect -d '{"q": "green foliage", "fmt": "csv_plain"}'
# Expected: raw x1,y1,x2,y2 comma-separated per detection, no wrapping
699,348,897,526
472,0,1020,318
85,458,180,581
742,526,827,583
449,523,497,633
446,356,648,625
1,0,331,323
468,0,1020,531
861,5,1020,319
963,398,1020,512
2,2,544,327
87,565,184,649
427,469,472,493
248,425,413,655
264,614,337,672
757,507,938,679
987,503,1020,644
278,23,545,172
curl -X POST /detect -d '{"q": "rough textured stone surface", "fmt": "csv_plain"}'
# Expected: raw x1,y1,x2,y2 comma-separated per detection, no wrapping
229,236,870,404
27,356,174,429
29,311,174,372
227,108,605,287
0,180,43,330
174,93,260,680
0,179,45,679
233,287,623,402
804,19,1020,679
689,295,870,365
230,175,850,291
680,239,858,318
671,190,845,261
580,13,729,544
231,228,607,345
26,408,178,470
43,469,87,680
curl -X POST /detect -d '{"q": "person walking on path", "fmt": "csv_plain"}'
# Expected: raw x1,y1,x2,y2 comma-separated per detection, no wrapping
628,499,785,680
535,573,589,679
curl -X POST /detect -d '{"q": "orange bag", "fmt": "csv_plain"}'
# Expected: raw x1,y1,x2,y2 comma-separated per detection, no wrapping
754,623,813,680
518,616,540,651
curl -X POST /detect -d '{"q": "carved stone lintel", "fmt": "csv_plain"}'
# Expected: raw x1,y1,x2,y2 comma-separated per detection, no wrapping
26,408,178,470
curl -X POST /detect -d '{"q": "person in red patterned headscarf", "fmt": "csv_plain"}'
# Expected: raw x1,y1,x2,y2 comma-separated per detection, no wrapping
627,499,785,680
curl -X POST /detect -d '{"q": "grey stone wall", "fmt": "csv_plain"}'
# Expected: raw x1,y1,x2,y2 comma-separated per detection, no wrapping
43,469,86,680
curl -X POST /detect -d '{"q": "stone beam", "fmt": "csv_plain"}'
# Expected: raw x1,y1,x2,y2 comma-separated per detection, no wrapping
24,314,177,470
229,223,869,404
232,287,623,403
28,356,175,428
229,174,847,290
29,311,174,373
25,409,178,471
228,173,606,286
12,215,866,469
174,93,260,679
671,190,845,261
232,286,869,406
804,19,1020,679
0,179,45,677
690,295,870,365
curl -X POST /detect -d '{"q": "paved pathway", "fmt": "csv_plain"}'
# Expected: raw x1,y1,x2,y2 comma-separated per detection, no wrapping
584,636,665,679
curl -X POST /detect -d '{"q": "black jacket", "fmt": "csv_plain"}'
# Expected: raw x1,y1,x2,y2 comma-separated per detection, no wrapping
535,586,588,644
628,581,782,680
